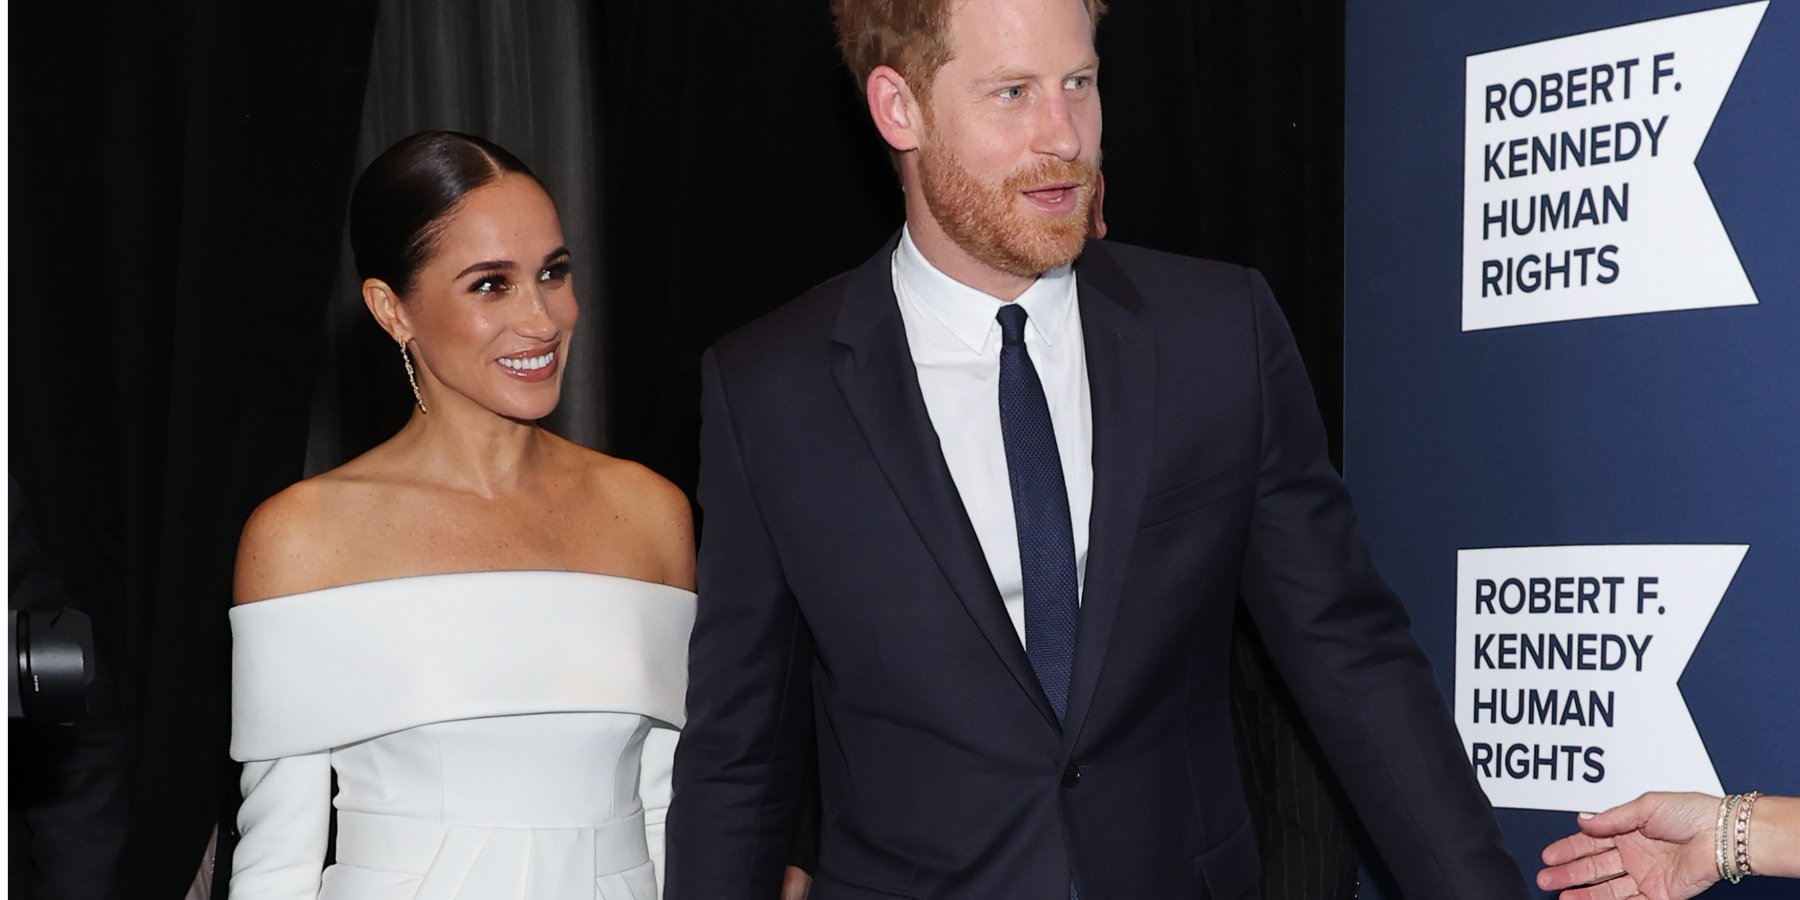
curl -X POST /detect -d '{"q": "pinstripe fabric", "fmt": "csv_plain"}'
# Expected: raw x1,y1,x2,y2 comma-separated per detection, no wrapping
1230,614,1361,898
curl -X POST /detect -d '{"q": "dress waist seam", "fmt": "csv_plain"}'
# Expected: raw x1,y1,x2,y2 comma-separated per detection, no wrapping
333,808,650,877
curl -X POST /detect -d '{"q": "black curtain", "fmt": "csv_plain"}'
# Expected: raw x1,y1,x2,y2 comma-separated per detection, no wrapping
602,0,1345,490
9,3,376,895
10,2,1343,894
598,2,907,488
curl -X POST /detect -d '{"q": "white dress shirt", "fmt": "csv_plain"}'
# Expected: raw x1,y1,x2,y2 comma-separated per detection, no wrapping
892,226,1094,648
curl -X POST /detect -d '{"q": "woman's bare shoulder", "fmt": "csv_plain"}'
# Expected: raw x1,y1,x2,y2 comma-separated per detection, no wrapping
555,439,695,589
562,443,688,522
232,457,408,604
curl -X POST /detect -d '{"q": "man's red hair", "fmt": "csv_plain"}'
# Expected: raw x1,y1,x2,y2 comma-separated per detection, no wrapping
831,0,1107,95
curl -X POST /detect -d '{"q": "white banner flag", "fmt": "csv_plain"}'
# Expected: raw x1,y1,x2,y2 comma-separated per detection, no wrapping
1461,2,1766,330
1455,544,1745,812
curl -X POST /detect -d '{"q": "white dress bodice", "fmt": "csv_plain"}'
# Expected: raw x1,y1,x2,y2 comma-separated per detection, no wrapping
331,713,652,828
228,571,694,900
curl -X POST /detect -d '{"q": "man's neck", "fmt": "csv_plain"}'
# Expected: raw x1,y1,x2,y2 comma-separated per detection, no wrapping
903,199,1038,302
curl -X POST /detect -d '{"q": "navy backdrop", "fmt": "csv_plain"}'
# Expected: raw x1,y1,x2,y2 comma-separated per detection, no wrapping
1345,0,1800,892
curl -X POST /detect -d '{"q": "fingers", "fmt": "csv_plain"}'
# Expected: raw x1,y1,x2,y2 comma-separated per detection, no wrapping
1543,830,1618,867
1539,847,1624,890
1580,794,1658,838
780,865,812,900
1088,171,1107,240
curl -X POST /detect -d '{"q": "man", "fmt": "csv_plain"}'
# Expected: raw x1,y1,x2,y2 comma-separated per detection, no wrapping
667,0,1526,896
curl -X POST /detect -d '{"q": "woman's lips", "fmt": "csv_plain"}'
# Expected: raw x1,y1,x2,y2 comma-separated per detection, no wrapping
496,347,559,383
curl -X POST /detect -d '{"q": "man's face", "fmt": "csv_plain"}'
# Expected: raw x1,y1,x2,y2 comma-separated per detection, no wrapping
915,0,1101,278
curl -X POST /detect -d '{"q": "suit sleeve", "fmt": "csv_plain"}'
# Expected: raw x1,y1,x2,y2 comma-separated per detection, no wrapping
1234,269,1527,897
230,754,329,899
665,348,816,898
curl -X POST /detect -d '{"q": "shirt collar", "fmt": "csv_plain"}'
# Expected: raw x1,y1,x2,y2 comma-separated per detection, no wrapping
895,225,1076,355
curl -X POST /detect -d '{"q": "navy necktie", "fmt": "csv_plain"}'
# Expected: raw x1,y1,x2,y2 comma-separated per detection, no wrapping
996,303,1079,722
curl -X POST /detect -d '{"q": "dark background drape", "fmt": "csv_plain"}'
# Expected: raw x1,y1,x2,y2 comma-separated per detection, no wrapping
9,2,1343,895
10,3,375,895
603,1,1346,487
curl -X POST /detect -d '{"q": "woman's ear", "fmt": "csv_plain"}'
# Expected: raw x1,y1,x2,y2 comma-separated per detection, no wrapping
362,278,411,345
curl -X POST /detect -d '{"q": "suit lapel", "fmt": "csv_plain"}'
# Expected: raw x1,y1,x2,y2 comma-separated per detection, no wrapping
830,236,1061,730
1062,244,1156,750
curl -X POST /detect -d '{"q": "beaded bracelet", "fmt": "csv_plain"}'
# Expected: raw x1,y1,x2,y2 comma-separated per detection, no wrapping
1734,791,1763,881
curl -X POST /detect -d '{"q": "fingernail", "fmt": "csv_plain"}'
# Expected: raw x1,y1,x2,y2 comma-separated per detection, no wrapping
1578,812,1595,820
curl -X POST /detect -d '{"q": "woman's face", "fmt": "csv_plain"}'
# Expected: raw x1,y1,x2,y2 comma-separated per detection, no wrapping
400,173,577,422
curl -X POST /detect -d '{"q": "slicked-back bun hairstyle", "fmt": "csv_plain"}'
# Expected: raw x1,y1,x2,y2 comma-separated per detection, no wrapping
349,130,537,298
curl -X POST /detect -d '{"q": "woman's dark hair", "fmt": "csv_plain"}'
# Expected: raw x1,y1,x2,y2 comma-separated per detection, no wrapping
349,130,537,297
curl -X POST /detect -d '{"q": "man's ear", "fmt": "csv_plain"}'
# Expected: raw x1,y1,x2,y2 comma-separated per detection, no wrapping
867,65,924,153
362,278,411,345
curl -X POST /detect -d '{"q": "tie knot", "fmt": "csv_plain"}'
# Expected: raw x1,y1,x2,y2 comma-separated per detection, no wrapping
997,303,1029,347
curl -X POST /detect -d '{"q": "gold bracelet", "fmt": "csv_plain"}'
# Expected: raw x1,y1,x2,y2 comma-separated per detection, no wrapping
1734,790,1763,880
1717,793,1738,882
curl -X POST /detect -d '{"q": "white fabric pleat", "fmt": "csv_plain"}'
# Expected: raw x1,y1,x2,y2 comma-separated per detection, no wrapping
230,570,693,761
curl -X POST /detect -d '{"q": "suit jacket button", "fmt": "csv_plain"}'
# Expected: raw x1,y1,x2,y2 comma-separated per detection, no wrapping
1062,764,1081,788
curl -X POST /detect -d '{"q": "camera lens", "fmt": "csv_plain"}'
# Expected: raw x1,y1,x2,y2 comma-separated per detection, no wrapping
9,606,94,724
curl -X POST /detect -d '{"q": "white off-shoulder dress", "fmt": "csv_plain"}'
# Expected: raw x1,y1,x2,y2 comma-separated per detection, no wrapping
229,571,694,900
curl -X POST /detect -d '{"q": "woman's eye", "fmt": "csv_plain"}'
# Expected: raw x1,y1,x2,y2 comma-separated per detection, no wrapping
539,262,571,284
471,275,509,294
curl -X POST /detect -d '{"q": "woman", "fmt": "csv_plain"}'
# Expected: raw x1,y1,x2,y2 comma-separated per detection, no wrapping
229,131,694,899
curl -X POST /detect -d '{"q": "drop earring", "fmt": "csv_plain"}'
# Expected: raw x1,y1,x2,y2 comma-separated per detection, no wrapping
400,340,428,414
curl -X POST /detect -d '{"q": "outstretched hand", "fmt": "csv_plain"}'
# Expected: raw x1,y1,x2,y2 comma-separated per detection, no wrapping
1538,792,1720,900
781,865,812,900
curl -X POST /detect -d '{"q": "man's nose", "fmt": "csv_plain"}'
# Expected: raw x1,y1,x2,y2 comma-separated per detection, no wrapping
1033,93,1082,161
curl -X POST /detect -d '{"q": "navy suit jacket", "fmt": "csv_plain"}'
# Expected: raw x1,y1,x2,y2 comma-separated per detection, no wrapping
667,236,1526,898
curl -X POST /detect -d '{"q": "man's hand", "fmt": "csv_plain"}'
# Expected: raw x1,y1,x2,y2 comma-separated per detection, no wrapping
1089,170,1107,240
1537,792,1720,900
781,865,812,900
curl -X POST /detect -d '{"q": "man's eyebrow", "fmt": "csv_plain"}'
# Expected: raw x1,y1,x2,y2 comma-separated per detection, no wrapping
972,57,1100,85
973,66,1034,85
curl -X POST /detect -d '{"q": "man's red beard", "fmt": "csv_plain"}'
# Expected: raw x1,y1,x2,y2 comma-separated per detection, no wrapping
917,137,1098,279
